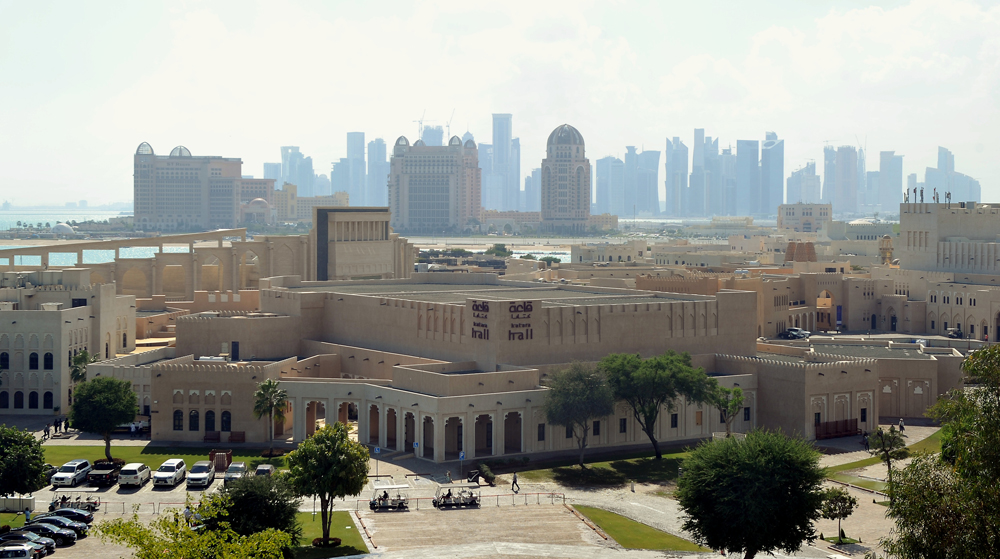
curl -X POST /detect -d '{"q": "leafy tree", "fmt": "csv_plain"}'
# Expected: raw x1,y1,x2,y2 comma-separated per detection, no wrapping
69,376,137,461
286,423,369,544
867,426,908,492
539,256,561,265
520,253,537,260
213,475,301,546
602,351,712,459
97,496,290,559
676,430,825,559
483,243,512,257
820,487,858,544
69,350,100,384
0,424,46,496
710,385,745,437
879,345,1000,557
543,363,615,467
253,378,288,456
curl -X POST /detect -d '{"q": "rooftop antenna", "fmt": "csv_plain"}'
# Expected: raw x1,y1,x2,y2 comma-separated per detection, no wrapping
446,108,456,139
412,109,426,139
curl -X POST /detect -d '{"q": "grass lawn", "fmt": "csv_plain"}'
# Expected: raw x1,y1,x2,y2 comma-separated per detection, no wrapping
575,506,708,551
824,429,943,476
293,511,367,558
43,445,288,471
822,536,861,544
827,473,887,492
0,513,26,529
518,449,689,487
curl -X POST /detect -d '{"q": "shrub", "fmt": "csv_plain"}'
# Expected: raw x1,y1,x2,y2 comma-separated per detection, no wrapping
840,528,846,540
311,537,341,547
478,463,496,486
0,525,10,534
261,448,285,458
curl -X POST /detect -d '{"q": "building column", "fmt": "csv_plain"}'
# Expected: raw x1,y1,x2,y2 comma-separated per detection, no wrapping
357,400,369,447
395,408,404,452
462,413,472,461
292,397,305,442
415,412,423,458
434,414,445,463
379,404,387,449
230,251,239,293
493,408,503,455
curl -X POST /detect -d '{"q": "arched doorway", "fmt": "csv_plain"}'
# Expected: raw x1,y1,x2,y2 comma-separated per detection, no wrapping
386,408,397,449
475,414,493,457
816,290,835,331
240,251,260,289
886,307,897,332
120,268,148,297
503,412,522,455
871,314,877,330
404,412,415,452
422,416,434,459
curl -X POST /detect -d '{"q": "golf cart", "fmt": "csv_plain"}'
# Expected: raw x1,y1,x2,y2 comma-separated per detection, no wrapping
369,484,410,511
432,483,481,508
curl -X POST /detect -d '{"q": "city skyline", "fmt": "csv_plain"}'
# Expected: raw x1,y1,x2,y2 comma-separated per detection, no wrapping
2,1,997,206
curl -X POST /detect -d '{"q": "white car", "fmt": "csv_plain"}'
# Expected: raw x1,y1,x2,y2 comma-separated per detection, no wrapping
186,461,215,488
50,460,91,487
153,459,186,487
118,463,151,487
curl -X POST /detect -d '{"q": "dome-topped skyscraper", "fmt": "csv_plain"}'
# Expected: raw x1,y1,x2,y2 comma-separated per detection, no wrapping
540,124,591,233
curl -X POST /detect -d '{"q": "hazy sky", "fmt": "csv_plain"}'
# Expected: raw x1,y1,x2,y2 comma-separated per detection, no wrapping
1,0,997,206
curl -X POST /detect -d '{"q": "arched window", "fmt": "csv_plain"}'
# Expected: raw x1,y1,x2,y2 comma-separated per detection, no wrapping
0,352,8,369
28,391,38,409
43,391,53,409
14,391,24,409
0,391,8,408
173,410,183,431
189,410,199,431
43,353,53,370
29,353,38,370
205,411,216,432
123,333,127,348
105,343,109,359
221,411,231,432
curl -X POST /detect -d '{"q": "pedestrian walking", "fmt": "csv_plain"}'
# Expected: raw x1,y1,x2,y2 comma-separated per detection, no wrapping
24,507,31,522
511,471,520,493
898,418,905,432
183,506,193,526
130,422,136,439
862,431,870,452
43,424,50,440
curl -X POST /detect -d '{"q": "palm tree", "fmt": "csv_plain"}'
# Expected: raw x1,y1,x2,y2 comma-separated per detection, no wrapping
70,351,100,384
253,379,288,456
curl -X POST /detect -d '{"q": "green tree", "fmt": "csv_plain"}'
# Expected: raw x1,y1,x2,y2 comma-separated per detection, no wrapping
69,377,137,461
821,487,858,544
709,385,745,437
520,253,537,260
213,475,301,547
97,496,290,559
676,430,825,559
483,243,512,257
539,256,561,265
543,363,615,467
867,426,908,492
253,379,288,456
69,350,100,384
879,345,1000,557
286,423,369,544
602,351,712,459
0,424,47,496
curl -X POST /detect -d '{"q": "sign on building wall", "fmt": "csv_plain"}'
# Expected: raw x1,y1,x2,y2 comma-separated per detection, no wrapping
470,300,490,340
508,301,534,341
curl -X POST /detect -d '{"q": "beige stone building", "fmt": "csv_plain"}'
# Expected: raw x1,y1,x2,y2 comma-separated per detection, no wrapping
388,136,481,233
778,203,832,233
541,125,591,233
133,143,276,231
0,269,135,416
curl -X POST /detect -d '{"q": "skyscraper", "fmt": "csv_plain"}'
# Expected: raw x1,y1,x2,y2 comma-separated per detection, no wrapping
637,150,661,217
510,137,521,211
541,124,591,232
388,135,481,232
878,151,903,214
366,138,389,207
735,140,760,216
925,147,980,202
597,156,625,217
280,146,315,197
263,162,282,185
720,146,737,215
689,129,706,216
664,137,688,217
491,114,516,211
347,132,366,206
760,132,784,214
822,145,837,203
624,146,638,217
787,162,820,204
703,136,722,216
834,146,859,214
421,126,444,146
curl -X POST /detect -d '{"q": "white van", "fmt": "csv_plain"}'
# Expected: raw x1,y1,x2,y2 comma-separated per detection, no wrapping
153,459,186,487
118,463,151,487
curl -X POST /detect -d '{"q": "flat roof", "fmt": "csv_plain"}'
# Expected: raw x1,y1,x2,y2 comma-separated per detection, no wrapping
287,281,697,306
811,345,934,360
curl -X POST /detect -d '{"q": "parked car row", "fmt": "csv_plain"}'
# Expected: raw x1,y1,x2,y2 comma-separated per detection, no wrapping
46,458,277,491
0,504,96,557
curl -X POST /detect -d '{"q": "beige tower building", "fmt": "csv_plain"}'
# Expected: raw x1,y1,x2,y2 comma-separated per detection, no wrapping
134,143,275,231
388,136,481,233
540,124,591,233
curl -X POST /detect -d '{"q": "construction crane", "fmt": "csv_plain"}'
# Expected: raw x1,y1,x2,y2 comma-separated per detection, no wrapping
412,109,426,139
446,108,456,139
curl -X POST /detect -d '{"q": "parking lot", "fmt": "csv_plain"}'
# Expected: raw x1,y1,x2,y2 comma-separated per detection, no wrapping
45,474,222,517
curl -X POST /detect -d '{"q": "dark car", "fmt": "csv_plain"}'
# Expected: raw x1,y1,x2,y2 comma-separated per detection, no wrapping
946,328,964,339
17,525,76,547
777,327,811,340
38,508,94,524
0,532,56,555
27,517,87,538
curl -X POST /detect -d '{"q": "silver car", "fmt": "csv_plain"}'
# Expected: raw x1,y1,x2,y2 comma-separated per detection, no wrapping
223,462,247,486
186,461,215,488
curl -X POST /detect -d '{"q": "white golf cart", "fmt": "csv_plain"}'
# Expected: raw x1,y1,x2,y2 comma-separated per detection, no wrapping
369,484,410,511
432,483,481,508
